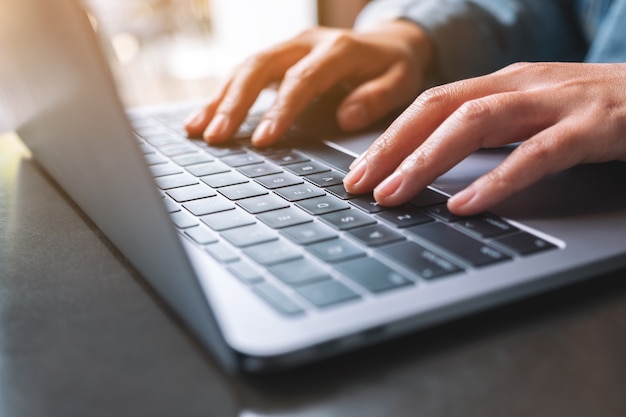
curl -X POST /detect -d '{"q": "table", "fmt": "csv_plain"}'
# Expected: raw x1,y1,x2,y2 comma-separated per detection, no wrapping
2,132,626,417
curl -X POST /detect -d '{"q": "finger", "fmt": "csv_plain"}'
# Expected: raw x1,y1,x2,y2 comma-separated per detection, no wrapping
202,41,310,144
371,90,558,206
337,62,420,131
251,35,367,146
344,70,537,195
448,119,591,215
184,79,232,137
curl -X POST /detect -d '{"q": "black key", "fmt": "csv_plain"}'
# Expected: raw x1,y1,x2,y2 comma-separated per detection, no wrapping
255,172,303,189
167,184,216,202
268,258,332,287
320,208,376,231
243,240,302,266
184,226,219,245
408,222,511,267
336,258,413,293
376,205,434,228
457,214,519,238
220,223,277,247
410,188,448,207
307,238,366,263
218,182,268,201
296,280,360,308
280,222,337,245
171,152,213,166
377,241,462,280
326,184,358,200
201,171,249,188
494,232,557,255
347,224,405,247
236,194,290,214
253,282,304,316
238,162,282,178
155,174,199,190
200,208,256,231
274,184,326,202
186,161,230,177
304,170,345,187
267,151,309,166
221,152,264,167
350,195,387,213
296,196,350,215
257,207,312,229
170,211,198,229
150,164,183,178
227,261,264,285
425,204,463,222
285,160,331,176
183,196,235,216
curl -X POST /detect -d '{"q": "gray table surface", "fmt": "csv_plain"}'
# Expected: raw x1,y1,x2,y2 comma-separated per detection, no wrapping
2,133,626,417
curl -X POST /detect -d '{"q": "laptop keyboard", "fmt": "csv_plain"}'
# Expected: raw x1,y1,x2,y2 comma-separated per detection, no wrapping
129,106,558,317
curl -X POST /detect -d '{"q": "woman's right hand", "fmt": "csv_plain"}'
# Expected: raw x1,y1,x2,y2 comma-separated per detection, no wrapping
184,20,434,147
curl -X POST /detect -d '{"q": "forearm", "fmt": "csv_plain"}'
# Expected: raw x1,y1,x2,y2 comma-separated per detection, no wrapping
355,0,589,83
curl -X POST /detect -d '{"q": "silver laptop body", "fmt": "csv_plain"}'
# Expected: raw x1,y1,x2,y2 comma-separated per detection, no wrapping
2,0,626,373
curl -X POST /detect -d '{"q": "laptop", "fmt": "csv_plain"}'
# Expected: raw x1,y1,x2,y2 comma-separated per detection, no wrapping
2,0,626,373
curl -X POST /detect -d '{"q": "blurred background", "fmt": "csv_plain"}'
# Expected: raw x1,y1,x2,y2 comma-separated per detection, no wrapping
85,0,369,107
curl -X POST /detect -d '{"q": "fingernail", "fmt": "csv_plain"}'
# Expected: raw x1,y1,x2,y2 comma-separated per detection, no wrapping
252,119,274,146
338,103,368,130
204,113,228,142
349,152,365,170
375,171,403,198
448,184,478,210
344,158,367,187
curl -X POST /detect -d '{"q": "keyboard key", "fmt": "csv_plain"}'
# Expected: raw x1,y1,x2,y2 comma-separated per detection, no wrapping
257,207,312,229
201,208,256,231
376,205,434,228
205,242,240,263
347,224,405,247
171,152,213,166
268,258,332,287
167,184,217,202
320,208,376,231
285,160,331,176
144,154,168,166
227,261,264,285
150,164,183,178
155,174,199,190
408,222,511,267
336,258,413,293
186,161,230,177
244,240,302,266
457,214,519,238
221,152,264,167
203,144,245,157
253,283,304,316
238,162,282,178
280,222,338,245
159,143,198,157
273,184,326,202
304,171,345,187
350,195,387,213
326,184,358,200
170,211,198,229
201,171,249,188
424,204,463,222
295,195,350,215
377,241,462,280
184,226,219,245
183,196,235,216
220,223,278,247
307,238,366,263
267,151,309,166
218,182,268,200
236,194,290,214
494,232,557,255
255,172,303,189
296,280,360,308
410,188,448,207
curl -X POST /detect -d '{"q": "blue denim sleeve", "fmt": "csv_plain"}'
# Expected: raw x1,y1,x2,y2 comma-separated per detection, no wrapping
355,0,589,83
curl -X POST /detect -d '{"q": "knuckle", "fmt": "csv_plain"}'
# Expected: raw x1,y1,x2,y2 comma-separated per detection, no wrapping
413,84,456,111
455,98,494,123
